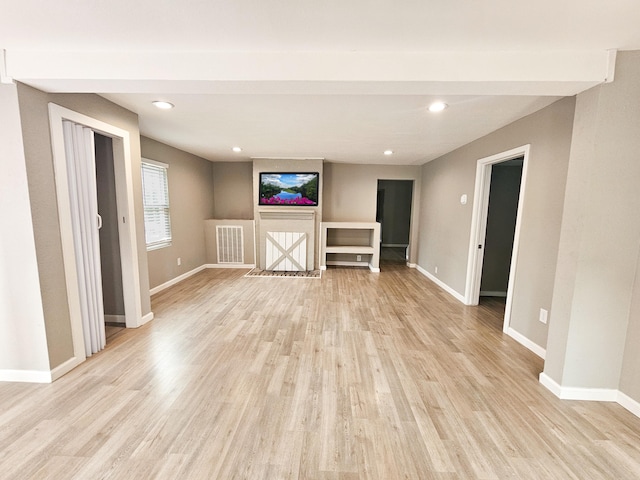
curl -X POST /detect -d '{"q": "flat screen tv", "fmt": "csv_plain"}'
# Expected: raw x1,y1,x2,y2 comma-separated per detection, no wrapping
259,172,319,206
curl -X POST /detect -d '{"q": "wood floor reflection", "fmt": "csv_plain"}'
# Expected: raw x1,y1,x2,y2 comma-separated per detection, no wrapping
1,265,640,479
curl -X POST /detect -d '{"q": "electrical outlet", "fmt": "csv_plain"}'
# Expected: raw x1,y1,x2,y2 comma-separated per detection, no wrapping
177,257,181,266
435,266,438,274
356,255,362,262
539,308,548,324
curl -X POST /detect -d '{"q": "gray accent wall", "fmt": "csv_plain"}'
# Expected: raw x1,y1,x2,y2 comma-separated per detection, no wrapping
141,137,215,289
212,161,253,219
545,51,640,395
621,248,640,401
16,83,151,369
418,97,575,349
323,163,421,265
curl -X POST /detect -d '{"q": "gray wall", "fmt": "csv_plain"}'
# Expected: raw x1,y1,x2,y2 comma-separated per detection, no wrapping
16,83,151,369
378,180,413,246
212,162,253,219
418,97,575,349
323,163,421,264
480,164,522,295
545,51,640,393
141,137,215,289
621,247,640,400
95,134,125,317
208,161,421,265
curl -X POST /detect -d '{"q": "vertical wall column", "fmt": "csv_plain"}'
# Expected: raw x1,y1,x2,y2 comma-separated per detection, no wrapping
543,51,640,395
252,158,324,270
0,83,50,380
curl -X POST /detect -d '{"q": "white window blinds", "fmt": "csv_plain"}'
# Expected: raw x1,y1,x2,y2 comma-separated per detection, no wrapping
141,160,171,249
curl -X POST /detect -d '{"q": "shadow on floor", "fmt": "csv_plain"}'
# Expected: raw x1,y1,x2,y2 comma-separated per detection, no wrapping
380,246,407,265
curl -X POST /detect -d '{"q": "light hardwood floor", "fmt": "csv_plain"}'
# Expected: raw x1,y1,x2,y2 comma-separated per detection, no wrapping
2,265,640,479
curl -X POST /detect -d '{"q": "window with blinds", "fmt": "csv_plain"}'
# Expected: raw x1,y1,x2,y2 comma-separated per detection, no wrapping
141,160,172,250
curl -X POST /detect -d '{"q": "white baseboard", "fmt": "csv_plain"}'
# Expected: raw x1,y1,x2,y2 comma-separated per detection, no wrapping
326,260,370,268
140,312,154,326
206,263,255,269
506,327,546,359
415,265,466,303
150,263,255,297
0,368,53,383
150,265,208,295
480,291,507,297
559,386,618,402
324,260,379,272
407,263,417,268
0,358,81,383
539,372,562,397
539,372,618,401
50,356,83,382
618,391,640,418
104,314,126,324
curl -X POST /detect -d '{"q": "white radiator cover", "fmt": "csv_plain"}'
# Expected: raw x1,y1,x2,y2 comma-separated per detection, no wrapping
216,225,244,264
265,232,307,271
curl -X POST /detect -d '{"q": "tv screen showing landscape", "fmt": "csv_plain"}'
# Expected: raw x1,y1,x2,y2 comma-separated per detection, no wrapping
259,172,319,206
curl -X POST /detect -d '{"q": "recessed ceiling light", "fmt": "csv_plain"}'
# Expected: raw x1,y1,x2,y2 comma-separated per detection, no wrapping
232,147,242,153
152,101,174,110
384,150,393,155
428,101,448,113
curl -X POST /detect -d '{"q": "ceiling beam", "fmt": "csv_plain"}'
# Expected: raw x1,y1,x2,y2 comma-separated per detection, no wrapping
5,49,612,96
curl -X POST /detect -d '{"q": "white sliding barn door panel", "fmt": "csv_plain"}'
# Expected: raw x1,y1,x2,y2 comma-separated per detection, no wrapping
62,121,106,356
265,232,307,271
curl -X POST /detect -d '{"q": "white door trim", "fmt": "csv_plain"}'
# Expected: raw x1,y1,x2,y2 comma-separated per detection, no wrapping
464,144,530,334
48,103,143,365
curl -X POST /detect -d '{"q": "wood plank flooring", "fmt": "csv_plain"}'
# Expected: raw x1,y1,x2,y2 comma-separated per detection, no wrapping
2,265,640,479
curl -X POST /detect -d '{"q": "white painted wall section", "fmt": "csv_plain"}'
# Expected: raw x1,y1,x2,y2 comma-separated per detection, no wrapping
0,83,50,376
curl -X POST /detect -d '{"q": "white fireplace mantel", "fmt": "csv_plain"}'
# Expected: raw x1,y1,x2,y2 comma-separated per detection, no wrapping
259,210,315,221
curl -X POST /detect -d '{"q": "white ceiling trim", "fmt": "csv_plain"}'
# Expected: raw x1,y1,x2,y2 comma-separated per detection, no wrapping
6,50,611,96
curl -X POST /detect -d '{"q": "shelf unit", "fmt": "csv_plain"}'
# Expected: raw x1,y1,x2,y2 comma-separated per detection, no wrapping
320,222,381,272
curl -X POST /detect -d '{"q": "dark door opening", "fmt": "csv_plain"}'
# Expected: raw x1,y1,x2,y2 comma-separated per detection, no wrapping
376,180,413,265
95,134,126,342
479,157,524,310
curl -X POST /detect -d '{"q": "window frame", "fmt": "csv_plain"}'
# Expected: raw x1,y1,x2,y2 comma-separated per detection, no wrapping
141,158,172,251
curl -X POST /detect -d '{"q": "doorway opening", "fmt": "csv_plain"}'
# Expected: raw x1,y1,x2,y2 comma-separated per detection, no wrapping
480,157,523,295
95,134,126,342
479,158,523,326
465,145,530,333
376,180,413,265
48,103,144,379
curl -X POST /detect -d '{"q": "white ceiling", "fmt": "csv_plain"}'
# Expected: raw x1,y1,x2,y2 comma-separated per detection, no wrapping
100,93,561,165
3,0,640,164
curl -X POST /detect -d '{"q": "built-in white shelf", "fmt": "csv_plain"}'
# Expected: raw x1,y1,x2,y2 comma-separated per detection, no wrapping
325,245,376,254
320,222,381,272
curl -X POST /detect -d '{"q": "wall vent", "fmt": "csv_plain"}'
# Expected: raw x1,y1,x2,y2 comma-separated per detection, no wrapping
216,225,244,264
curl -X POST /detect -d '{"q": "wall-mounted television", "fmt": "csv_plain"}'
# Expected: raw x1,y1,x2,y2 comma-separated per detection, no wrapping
259,172,319,206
